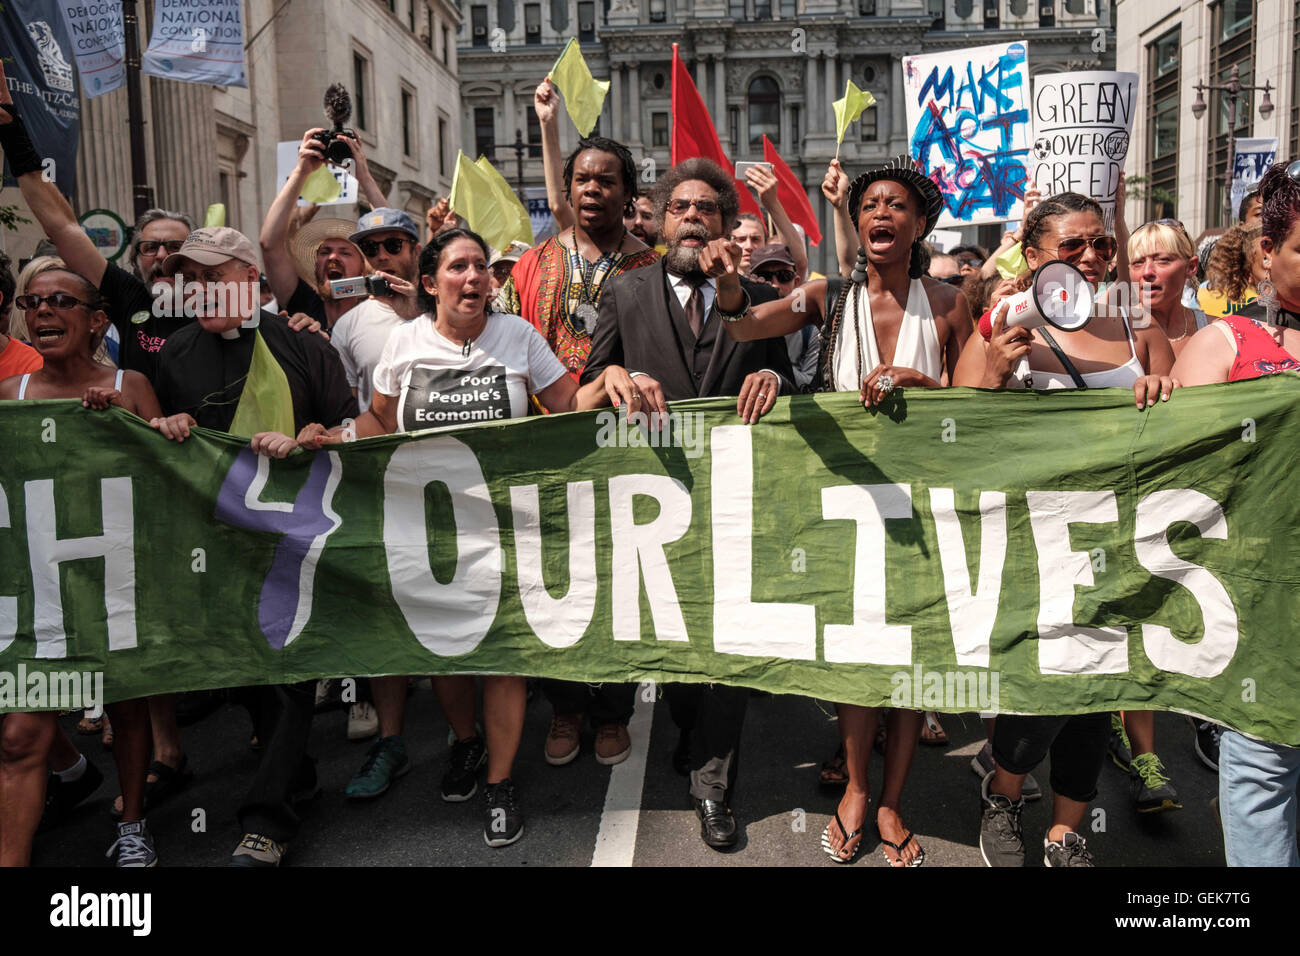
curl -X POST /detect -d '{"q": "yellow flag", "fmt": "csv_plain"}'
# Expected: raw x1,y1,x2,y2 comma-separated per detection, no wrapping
995,241,1029,280
449,151,534,254
300,165,342,204
549,37,609,137
204,203,226,227
832,80,876,146
229,330,296,439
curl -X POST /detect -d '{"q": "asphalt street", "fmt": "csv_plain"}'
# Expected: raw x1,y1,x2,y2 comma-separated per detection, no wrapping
33,684,1226,867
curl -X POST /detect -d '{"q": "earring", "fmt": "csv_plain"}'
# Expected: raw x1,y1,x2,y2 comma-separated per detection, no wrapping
1258,271,1279,325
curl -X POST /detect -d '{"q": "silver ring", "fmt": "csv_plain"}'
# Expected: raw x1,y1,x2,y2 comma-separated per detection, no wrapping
757,392,767,400
878,374,895,394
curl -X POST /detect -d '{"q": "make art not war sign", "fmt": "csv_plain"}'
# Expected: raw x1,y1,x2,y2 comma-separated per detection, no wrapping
1030,71,1137,225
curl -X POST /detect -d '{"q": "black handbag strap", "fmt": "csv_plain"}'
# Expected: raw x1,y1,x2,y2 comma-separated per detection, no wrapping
1036,327,1088,390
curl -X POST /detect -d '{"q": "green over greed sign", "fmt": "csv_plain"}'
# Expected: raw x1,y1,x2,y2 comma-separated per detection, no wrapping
1,379,1298,744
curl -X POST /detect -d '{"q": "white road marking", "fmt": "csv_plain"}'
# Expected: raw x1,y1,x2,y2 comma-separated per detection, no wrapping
590,690,654,867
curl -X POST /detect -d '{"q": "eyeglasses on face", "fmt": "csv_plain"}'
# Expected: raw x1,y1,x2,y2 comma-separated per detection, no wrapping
665,198,720,216
15,292,94,312
753,269,796,284
1038,235,1118,261
137,239,185,256
358,236,414,257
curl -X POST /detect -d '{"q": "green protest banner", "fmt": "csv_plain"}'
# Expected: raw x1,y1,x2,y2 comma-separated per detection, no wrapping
2,380,1298,744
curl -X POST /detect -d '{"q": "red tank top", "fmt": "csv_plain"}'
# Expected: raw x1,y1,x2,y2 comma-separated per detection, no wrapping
1221,315,1300,382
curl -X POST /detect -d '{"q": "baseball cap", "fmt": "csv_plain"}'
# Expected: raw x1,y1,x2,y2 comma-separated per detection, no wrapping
161,226,260,275
749,243,796,272
349,207,421,243
490,240,531,267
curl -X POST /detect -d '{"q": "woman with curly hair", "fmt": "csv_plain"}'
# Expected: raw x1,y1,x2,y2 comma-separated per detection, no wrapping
1198,221,1266,318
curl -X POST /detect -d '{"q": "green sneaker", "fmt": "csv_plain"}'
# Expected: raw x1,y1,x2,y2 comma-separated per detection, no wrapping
1130,752,1181,813
345,735,410,799
1108,713,1133,772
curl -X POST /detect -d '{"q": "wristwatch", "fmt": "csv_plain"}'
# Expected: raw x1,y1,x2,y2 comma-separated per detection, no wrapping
714,288,751,324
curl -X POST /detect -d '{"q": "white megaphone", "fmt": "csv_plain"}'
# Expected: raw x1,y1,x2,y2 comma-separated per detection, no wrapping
980,260,1094,341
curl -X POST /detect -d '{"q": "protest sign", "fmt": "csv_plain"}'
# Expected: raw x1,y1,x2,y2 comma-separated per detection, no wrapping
1031,71,1137,225
56,0,125,97
274,141,358,207
525,186,557,241
1231,137,1278,215
4,380,1300,748
903,42,1031,227
1,0,80,197
141,0,246,88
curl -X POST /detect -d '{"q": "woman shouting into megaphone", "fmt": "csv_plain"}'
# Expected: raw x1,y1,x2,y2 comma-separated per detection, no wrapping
952,192,1177,409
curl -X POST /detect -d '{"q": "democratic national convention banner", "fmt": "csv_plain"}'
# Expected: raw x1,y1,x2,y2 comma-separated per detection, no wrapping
903,42,1031,228
56,0,126,98
1231,137,1278,217
141,0,247,88
1,0,81,197
1031,71,1137,227
4,381,1300,747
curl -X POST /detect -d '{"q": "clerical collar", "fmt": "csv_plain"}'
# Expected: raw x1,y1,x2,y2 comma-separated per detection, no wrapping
219,327,241,340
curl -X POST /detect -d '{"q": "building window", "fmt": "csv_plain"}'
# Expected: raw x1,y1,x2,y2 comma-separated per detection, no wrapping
729,106,740,153
1146,27,1179,220
653,71,666,90
551,0,569,31
984,0,999,28
1038,0,1054,26
1063,0,1086,12
439,117,448,177
525,3,541,42
790,104,800,147
651,0,668,21
780,0,796,15
929,0,945,28
408,0,416,29
755,0,772,18
858,0,876,12
1222,0,1254,39
748,76,780,150
652,111,669,147
527,109,542,157
472,5,488,46
402,88,416,158
497,0,516,31
1208,0,1256,225
954,0,974,18
579,1,596,39
1291,0,1299,157
860,103,878,141
1009,0,1028,15
352,52,370,131
442,24,450,61
475,106,496,159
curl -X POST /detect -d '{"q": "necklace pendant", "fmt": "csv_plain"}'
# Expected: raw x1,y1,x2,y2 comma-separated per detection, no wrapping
573,301,600,332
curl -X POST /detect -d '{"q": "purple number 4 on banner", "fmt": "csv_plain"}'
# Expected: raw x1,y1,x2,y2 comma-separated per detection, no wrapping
215,449,342,649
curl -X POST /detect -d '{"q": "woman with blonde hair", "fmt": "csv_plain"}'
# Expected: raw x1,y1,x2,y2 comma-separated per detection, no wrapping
1127,220,1207,358
13,256,116,367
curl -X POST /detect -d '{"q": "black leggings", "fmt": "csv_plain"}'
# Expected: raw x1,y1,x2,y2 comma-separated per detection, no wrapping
991,712,1110,803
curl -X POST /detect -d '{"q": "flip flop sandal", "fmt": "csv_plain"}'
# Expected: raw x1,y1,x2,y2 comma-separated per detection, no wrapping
920,712,949,746
144,756,192,810
878,828,926,868
819,745,848,788
820,810,865,864
100,718,114,751
75,715,104,735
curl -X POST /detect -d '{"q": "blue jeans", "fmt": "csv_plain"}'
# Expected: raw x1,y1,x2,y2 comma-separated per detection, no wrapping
1219,730,1300,867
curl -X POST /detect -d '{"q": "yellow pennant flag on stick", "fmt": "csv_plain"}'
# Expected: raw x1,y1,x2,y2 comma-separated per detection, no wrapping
449,151,534,255
833,80,877,159
548,37,609,137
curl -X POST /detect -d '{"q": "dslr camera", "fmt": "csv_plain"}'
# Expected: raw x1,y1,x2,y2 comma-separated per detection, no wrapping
311,83,356,165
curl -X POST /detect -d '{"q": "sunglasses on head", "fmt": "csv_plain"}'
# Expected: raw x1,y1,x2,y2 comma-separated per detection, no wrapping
1287,159,1300,182
666,198,720,216
137,239,185,256
1041,235,1118,261
15,292,94,311
358,236,413,257
754,268,795,284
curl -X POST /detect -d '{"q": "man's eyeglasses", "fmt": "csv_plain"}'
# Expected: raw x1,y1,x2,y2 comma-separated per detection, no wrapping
665,198,720,216
358,236,414,258
137,239,185,256
1037,235,1118,261
753,269,795,284
15,292,94,312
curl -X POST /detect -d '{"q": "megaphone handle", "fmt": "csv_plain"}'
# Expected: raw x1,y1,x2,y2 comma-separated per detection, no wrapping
1015,355,1031,389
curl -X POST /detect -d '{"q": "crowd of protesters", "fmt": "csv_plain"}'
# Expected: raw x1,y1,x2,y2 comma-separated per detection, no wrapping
1,59,1298,870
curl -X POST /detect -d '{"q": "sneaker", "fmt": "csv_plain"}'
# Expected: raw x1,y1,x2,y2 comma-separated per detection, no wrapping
347,702,379,741
441,735,487,802
1043,831,1095,867
1190,718,1221,771
40,759,104,832
979,771,1025,867
313,678,335,711
969,741,1041,802
1130,751,1181,813
1108,713,1133,772
345,735,410,799
545,712,582,766
483,778,524,847
594,722,631,766
230,832,286,867
105,820,157,868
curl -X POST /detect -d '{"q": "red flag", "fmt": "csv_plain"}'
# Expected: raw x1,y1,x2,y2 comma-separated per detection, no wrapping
670,44,762,218
762,135,821,246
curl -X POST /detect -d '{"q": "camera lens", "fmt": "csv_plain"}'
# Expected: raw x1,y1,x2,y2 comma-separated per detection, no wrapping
326,137,353,165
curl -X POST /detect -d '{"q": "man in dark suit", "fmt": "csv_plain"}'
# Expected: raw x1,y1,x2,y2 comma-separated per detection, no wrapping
582,157,794,849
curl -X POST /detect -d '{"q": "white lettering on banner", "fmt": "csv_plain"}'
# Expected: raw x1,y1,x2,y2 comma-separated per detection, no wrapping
25,478,137,659
1134,489,1238,678
929,488,1008,668
383,439,501,656
820,484,914,665
509,481,597,648
1026,490,1128,675
608,474,691,643
710,427,816,659
0,483,14,654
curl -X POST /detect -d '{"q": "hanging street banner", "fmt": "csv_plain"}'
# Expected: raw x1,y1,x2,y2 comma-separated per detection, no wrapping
56,0,126,97
1031,71,1137,228
1231,137,1278,217
1,0,81,197
141,0,247,88
3,380,1300,746
903,42,1032,228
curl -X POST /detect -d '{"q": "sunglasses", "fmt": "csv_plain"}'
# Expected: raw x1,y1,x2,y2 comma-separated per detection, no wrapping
1038,235,1118,261
939,274,966,286
665,198,720,216
15,292,94,311
137,239,185,256
358,236,414,257
1287,158,1300,182
753,269,795,284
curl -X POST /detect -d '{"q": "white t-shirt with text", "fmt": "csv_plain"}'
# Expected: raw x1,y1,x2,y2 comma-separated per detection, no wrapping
330,297,404,412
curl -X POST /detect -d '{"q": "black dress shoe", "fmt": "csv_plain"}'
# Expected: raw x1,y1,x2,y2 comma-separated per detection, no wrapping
694,797,738,849
672,730,691,776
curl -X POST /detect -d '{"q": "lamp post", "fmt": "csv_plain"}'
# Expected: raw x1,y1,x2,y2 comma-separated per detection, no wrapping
1191,63,1274,225
509,129,527,201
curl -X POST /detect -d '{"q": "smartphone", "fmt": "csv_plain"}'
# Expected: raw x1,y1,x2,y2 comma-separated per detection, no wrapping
735,161,774,179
